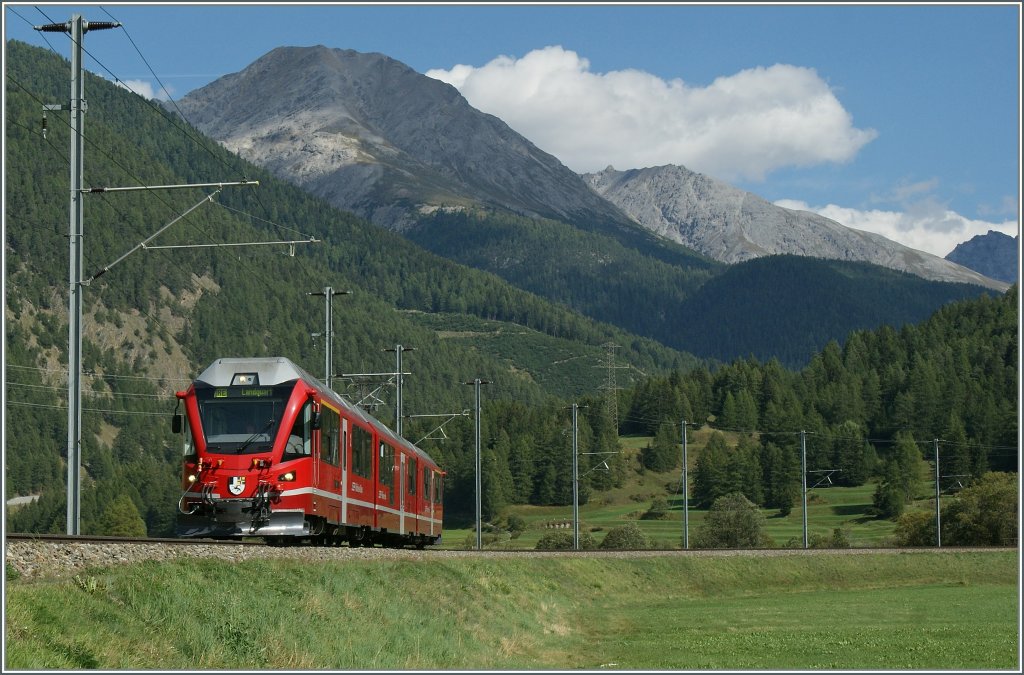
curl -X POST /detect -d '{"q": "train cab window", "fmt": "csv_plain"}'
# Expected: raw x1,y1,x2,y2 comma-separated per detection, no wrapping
352,425,372,478
320,407,340,466
182,418,195,460
283,402,313,461
423,466,431,502
406,457,417,496
436,473,444,505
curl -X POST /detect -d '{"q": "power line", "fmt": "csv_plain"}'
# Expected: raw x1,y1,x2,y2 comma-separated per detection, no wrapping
6,400,168,417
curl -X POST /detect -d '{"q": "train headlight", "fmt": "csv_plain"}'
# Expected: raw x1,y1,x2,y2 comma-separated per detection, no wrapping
278,471,296,482
187,474,197,484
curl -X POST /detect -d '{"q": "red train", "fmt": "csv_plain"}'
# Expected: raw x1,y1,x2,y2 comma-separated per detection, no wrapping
173,357,444,547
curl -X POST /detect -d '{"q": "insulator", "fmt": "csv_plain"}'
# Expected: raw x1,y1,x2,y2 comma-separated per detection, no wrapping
35,22,70,33
84,21,121,32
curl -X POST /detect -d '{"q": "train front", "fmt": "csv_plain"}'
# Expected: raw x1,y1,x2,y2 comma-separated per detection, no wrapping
173,358,316,540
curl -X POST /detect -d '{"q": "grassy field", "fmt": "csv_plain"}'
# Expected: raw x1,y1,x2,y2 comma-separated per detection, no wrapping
4,550,1018,670
444,433,927,550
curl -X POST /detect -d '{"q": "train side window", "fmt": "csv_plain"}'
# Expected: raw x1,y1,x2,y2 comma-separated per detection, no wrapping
284,403,312,461
342,424,348,472
379,443,395,490
423,466,431,503
352,425,372,478
437,473,444,506
320,407,340,466
406,456,417,496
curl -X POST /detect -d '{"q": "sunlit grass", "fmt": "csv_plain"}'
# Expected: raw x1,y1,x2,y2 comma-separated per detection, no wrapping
5,551,1016,670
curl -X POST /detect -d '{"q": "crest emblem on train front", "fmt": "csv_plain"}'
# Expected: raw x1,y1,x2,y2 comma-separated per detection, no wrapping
228,476,246,496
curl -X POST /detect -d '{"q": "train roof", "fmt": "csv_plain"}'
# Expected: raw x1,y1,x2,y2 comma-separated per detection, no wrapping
196,357,312,388
194,357,438,467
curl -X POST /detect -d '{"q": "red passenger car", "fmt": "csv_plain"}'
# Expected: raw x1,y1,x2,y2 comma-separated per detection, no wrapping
173,357,443,547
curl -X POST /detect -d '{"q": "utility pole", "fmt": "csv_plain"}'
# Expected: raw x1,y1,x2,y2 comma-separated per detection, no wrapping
306,287,349,391
934,438,941,548
384,345,414,437
572,403,580,550
36,15,119,535
681,420,694,549
37,15,282,536
464,378,491,550
801,430,808,549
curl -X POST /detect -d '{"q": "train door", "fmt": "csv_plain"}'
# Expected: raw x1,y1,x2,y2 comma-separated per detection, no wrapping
405,454,418,535
376,440,398,532
399,452,406,535
423,465,434,536
317,403,341,526
340,418,349,524
348,423,374,527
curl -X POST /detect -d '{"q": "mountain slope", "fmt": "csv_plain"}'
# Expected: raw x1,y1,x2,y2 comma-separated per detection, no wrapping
173,45,636,234
583,164,1008,291
673,255,997,366
945,230,1019,284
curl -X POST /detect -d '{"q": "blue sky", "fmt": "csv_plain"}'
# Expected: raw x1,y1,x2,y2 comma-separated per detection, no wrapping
4,2,1020,257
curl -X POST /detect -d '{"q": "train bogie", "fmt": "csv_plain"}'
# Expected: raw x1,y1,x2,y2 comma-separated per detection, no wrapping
173,357,443,547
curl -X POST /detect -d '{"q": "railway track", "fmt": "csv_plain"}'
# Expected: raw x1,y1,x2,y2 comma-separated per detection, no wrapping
5,532,1011,581
5,532,259,546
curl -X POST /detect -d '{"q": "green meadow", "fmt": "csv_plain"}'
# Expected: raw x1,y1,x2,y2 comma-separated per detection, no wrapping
444,433,927,550
4,550,1016,670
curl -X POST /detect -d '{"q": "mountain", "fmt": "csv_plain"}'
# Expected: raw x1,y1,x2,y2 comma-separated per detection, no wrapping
945,230,1019,285
582,165,1008,291
173,45,635,234
168,45,1008,366
670,255,997,367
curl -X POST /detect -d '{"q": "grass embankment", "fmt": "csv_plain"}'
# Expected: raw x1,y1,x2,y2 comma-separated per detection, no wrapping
4,550,1018,670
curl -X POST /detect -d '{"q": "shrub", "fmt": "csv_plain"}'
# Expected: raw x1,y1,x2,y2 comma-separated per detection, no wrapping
806,528,850,549
599,522,649,550
693,492,769,549
892,511,937,547
892,472,1018,547
506,514,527,537
641,496,670,520
535,530,596,550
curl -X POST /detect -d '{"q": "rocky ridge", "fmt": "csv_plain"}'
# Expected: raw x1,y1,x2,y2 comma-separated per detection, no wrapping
583,165,1008,291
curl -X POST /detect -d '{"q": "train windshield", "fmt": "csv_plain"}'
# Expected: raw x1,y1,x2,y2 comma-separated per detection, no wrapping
194,383,296,454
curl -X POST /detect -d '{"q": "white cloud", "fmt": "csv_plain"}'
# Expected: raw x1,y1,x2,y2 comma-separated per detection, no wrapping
426,45,877,180
115,79,172,101
775,198,1019,258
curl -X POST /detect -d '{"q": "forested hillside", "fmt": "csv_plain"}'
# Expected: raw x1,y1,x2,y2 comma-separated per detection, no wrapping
442,286,1017,528
673,255,996,366
4,40,1016,537
3,40,697,533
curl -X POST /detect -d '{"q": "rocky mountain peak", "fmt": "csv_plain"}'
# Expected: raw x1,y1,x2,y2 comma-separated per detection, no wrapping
174,45,630,231
945,230,1019,284
583,165,1008,290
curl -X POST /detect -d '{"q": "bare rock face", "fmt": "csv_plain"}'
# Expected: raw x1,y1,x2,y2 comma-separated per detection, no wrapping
583,165,1008,290
946,231,1019,284
174,46,629,231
